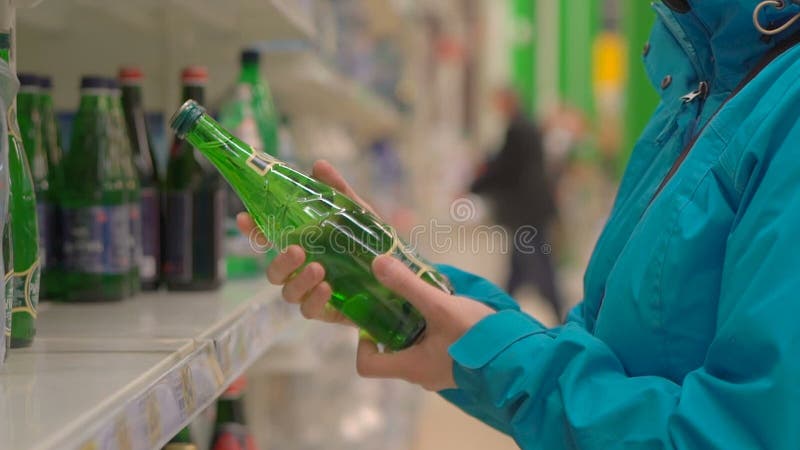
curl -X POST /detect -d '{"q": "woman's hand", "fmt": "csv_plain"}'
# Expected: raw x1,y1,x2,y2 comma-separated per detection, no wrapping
357,255,494,391
236,160,374,324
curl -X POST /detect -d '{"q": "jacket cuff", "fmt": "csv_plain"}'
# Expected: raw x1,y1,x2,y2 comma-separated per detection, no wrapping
449,310,547,370
436,264,520,312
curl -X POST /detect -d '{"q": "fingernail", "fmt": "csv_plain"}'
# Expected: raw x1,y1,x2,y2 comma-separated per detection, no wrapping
236,212,248,221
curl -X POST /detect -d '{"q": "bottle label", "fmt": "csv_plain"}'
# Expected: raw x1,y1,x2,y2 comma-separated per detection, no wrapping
37,201,57,269
12,259,40,317
63,205,132,274
164,190,225,282
140,188,159,281
245,151,278,176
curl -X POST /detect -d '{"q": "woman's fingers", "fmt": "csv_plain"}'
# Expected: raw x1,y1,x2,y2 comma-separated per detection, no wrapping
281,262,325,304
266,245,306,284
372,255,448,319
312,160,377,215
299,281,333,319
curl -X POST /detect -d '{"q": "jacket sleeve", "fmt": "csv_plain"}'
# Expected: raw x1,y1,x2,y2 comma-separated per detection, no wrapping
441,131,800,449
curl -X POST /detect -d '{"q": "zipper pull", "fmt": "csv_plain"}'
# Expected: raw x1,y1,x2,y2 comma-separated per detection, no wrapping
681,81,709,103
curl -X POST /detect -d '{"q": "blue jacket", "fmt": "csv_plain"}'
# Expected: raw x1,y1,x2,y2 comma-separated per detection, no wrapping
438,2,800,448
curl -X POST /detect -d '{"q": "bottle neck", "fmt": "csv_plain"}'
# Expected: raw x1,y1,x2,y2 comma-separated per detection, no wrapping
239,61,260,85
121,84,143,107
181,84,205,104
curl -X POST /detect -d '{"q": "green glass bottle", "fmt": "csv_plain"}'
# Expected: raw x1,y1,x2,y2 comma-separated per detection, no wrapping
120,67,160,291
18,73,57,303
218,49,281,280
211,377,258,450
37,76,64,299
0,52,12,364
163,67,225,291
61,76,131,302
171,101,453,350
2,49,40,347
108,78,140,296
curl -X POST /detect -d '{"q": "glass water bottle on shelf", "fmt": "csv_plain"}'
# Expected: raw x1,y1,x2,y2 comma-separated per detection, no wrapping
37,75,64,299
218,49,281,279
61,76,131,302
107,78,140,296
1,38,40,347
18,73,57,302
163,67,225,291
211,377,259,450
0,51,13,364
120,67,160,291
170,100,453,351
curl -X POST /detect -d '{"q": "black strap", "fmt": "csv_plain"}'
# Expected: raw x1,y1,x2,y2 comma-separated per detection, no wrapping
649,29,800,203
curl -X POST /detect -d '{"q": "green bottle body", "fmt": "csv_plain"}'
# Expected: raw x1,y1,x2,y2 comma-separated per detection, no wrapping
8,78,40,347
38,81,65,299
218,54,280,279
171,101,452,350
0,49,11,362
61,83,131,301
163,78,225,291
121,76,160,290
108,84,140,296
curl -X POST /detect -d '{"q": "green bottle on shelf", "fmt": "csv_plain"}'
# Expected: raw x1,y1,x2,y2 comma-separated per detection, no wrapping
170,100,453,350
120,67,160,291
1,40,40,347
108,78,140,296
211,377,258,450
18,73,57,302
37,75,64,299
0,52,12,364
218,49,281,280
163,67,225,291
61,76,131,302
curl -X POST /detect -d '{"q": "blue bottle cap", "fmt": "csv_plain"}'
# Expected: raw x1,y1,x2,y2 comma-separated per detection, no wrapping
80,75,107,89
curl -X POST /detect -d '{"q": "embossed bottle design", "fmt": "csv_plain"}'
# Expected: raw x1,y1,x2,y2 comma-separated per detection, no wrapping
170,100,452,350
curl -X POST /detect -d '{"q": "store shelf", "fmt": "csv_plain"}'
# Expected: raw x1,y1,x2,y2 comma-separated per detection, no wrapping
16,0,316,42
0,280,297,450
264,51,402,142
360,0,404,37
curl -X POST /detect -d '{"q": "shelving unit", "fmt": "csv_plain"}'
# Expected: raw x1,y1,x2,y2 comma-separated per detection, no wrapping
0,280,296,450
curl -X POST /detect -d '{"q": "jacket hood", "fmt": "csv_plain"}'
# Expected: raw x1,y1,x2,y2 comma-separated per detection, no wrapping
656,0,800,92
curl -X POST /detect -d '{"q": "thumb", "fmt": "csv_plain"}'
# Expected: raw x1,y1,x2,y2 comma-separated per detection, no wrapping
372,255,448,319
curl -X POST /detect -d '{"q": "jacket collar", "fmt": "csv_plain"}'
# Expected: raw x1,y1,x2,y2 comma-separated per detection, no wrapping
652,0,800,93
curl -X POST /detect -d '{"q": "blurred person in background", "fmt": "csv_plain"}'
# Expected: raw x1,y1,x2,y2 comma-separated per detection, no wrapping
470,87,563,319
239,0,800,448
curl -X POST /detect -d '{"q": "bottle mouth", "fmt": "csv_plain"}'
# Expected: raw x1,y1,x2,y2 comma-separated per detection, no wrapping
170,99,205,139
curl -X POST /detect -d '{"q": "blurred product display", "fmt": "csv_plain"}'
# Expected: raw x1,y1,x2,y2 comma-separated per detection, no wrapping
3,37,39,347
171,100,452,351
217,49,281,280
163,67,225,292
120,67,161,291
